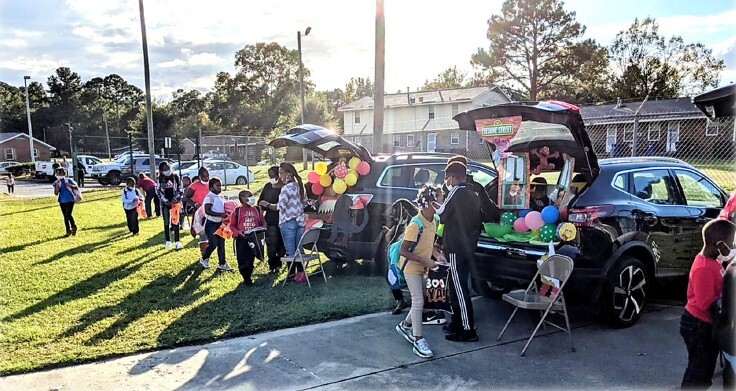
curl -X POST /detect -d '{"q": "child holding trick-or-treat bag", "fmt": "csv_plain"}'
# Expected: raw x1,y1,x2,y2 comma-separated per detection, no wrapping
230,190,267,286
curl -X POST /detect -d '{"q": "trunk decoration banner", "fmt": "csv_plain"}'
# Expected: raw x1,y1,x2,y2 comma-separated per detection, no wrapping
475,116,522,166
424,264,452,313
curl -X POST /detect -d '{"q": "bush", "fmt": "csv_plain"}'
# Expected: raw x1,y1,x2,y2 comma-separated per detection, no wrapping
6,162,34,176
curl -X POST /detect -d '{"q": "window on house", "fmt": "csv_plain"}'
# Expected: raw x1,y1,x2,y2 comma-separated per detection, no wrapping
393,135,401,147
428,105,435,119
706,119,719,136
418,97,424,103
452,103,459,117
623,125,634,142
450,132,460,145
667,122,680,153
606,125,617,153
706,118,731,137
354,112,360,124
648,123,660,141
4,148,15,160
33,148,39,158
406,134,415,147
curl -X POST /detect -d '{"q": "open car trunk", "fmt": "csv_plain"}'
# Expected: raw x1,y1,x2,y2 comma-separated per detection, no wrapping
269,124,373,163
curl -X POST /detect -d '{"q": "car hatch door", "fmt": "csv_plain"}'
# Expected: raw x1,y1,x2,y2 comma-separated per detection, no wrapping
269,124,373,163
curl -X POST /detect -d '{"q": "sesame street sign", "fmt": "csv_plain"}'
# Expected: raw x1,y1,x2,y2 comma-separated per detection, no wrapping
475,116,522,141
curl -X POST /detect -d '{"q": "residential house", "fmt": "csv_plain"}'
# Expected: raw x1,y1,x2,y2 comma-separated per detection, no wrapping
338,85,511,158
182,135,267,165
0,132,56,162
580,98,736,160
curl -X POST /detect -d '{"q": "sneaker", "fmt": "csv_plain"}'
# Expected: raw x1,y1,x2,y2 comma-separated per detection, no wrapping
218,263,233,272
413,338,434,358
422,311,447,325
391,299,409,315
395,321,415,344
175,242,183,250
445,329,479,342
71,227,77,236
199,258,210,269
165,241,172,249
442,323,461,334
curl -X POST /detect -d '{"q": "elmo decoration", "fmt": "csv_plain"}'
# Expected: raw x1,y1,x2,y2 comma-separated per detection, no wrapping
531,146,560,175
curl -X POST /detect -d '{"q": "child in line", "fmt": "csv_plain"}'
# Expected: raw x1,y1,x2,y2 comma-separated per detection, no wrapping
230,190,267,286
680,219,736,389
6,173,15,194
122,177,144,235
395,184,442,359
199,177,232,271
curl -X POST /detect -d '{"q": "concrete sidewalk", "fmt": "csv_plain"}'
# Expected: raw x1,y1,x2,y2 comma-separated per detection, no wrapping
1,298,695,390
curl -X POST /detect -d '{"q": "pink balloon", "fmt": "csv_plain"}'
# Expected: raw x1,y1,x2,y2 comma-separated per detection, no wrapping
334,165,349,179
357,161,371,176
524,211,545,231
312,183,324,195
513,217,529,233
307,171,320,184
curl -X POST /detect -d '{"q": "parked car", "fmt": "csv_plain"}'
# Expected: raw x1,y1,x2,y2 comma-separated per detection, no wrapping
450,101,729,327
78,155,103,177
0,161,20,175
269,125,498,269
171,160,197,174
91,155,172,186
179,160,254,185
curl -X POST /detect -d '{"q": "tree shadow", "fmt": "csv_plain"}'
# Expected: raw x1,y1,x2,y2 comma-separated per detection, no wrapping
61,265,208,344
33,232,130,266
82,221,128,232
1,235,69,254
0,205,57,217
124,231,169,253
3,252,159,322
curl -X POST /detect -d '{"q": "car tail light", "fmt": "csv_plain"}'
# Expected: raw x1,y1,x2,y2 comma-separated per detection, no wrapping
568,205,614,227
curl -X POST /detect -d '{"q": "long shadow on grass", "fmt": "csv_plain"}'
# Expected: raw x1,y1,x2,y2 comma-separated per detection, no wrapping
0,205,57,217
3,252,159,322
1,234,68,254
62,265,208,344
34,232,129,266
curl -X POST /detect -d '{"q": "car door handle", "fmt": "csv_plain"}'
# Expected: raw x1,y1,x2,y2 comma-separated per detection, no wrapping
696,217,711,224
633,210,658,225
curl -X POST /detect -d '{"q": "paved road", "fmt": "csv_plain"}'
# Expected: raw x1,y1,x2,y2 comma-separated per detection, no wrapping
3,179,114,198
2,297,723,391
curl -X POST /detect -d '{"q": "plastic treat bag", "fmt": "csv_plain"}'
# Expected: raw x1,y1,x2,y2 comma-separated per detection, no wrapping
171,203,181,225
215,215,233,239
136,201,148,219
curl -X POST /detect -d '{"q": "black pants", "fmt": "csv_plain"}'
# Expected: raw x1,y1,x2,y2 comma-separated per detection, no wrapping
447,252,475,332
6,185,13,194
391,288,404,301
203,220,226,266
59,202,76,232
161,204,180,242
235,237,256,281
680,310,719,389
145,192,160,217
124,208,139,234
725,359,735,390
265,225,285,271
77,172,84,187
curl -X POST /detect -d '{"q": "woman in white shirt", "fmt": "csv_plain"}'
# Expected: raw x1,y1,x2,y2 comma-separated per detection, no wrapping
198,177,232,271
275,163,307,282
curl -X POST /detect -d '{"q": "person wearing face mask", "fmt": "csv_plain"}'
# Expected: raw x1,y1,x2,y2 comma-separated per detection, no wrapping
121,177,144,235
53,167,79,237
156,161,183,250
231,190,267,285
435,161,481,342
680,219,736,389
199,177,232,271
183,166,212,256
258,166,287,274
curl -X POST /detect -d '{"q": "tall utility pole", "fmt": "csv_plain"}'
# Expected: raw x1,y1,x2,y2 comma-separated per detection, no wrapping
23,76,35,162
373,0,385,154
138,0,156,178
298,27,311,170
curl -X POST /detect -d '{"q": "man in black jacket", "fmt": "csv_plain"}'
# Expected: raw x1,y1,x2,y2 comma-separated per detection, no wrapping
446,155,498,223
436,161,481,341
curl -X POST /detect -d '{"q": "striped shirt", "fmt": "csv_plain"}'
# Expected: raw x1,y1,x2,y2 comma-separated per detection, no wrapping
277,181,306,226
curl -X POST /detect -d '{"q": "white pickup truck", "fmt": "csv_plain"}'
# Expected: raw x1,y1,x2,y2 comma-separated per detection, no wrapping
91,154,171,186
35,155,102,182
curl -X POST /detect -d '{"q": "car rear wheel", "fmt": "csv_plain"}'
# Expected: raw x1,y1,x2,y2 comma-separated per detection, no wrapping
108,172,121,186
472,278,510,299
604,257,649,328
236,176,248,185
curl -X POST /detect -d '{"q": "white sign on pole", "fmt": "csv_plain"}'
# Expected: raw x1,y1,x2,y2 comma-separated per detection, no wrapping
164,137,172,149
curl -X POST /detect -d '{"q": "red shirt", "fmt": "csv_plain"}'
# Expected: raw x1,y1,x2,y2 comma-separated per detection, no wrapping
188,181,209,206
685,253,725,323
229,205,266,237
136,177,157,194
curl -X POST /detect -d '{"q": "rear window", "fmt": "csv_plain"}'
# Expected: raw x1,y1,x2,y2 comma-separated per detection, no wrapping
512,121,574,146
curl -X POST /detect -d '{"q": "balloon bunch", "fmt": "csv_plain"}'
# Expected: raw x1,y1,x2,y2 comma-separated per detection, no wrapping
505,205,577,243
306,157,371,195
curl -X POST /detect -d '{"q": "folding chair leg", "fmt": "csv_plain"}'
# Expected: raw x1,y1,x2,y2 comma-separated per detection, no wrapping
319,259,327,283
497,307,519,341
282,261,296,287
304,262,312,288
562,298,575,352
521,305,556,356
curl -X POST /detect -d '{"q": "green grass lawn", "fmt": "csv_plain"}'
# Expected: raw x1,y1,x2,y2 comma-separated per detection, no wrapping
0,184,391,375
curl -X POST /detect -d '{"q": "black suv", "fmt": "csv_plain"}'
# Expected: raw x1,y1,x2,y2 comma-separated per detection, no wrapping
270,125,497,270
453,102,728,327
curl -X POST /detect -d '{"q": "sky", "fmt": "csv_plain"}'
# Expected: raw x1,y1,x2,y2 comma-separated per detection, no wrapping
0,0,734,101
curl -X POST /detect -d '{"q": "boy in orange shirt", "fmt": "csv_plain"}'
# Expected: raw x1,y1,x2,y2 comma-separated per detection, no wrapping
680,219,736,389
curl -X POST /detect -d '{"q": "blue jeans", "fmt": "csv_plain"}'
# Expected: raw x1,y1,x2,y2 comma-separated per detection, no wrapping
279,218,304,257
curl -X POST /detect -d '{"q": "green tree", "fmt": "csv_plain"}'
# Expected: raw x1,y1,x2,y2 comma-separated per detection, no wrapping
344,77,373,104
0,82,25,132
47,67,83,152
609,17,725,99
471,0,609,101
422,66,468,90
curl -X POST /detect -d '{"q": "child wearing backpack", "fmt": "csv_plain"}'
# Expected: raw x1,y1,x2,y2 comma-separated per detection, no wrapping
230,190,267,286
394,184,443,359
122,177,144,235
680,219,736,389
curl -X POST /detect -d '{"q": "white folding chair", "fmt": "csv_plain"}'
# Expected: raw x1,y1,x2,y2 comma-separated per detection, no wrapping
282,227,326,288
497,254,575,356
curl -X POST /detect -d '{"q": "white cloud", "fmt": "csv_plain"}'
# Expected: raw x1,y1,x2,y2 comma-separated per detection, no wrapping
0,56,68,75
158,59,187,69
188,53,226,67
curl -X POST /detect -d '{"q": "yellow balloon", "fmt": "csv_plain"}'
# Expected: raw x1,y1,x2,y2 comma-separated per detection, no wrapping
319,174,332,187
348,157,361,170
345,172,358,186
315,161,328,176
333,178,347,194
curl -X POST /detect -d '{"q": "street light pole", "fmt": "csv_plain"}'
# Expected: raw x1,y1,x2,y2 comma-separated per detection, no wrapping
23,76,35,163
298,27,311,170
138,0,156,179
